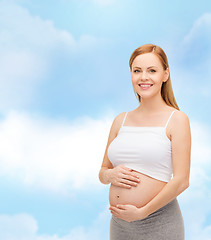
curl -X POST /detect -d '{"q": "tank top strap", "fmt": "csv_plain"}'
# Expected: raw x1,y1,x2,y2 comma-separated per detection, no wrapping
121,112,128,127
164,110,177,129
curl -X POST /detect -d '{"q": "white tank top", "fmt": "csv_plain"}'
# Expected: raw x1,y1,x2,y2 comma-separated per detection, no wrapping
107,110,178,182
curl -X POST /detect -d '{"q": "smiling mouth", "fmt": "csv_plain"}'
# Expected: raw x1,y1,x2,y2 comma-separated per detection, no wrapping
138,84,153,89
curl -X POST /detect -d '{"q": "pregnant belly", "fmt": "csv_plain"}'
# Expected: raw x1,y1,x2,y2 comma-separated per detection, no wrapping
109,170,167,208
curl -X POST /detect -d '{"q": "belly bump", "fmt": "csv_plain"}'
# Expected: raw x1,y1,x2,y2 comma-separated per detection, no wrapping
109,170,167,208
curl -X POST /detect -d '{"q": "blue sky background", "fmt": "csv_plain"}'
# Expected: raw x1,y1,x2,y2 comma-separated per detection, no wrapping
0,0,211,239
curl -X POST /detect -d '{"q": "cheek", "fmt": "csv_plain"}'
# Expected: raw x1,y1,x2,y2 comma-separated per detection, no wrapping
152,75,163,84
131,74,138,84
131,77,136,85
131,79,138,89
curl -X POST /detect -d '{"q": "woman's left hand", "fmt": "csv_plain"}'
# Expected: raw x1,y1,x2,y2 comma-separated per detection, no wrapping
109,204,148,222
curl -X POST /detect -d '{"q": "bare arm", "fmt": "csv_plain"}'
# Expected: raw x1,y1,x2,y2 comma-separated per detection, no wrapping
99,112,140,188
138,111,191,217
98,113,120,185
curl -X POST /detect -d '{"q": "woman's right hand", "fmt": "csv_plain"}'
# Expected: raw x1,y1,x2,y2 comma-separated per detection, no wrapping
107,165,141,189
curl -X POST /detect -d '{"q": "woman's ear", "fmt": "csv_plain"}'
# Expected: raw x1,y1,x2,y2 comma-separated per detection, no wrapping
163,68,169,82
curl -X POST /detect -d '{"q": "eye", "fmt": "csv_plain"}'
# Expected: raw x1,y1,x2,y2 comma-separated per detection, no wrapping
133,69,140,73
149,69,156,73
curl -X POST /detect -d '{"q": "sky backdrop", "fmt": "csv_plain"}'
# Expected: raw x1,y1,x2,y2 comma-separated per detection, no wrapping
0,0,211,239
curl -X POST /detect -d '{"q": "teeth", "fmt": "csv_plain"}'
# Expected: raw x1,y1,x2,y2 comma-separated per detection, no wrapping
140,85,151,87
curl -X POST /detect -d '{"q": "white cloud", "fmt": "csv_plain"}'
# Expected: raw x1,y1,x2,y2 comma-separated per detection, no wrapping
0,0,98,53
0,213,38,240
183,13,211,44
0,1,99,113
0,110,114,194
181,12,211,66
173,13,211,98
0,208,110,240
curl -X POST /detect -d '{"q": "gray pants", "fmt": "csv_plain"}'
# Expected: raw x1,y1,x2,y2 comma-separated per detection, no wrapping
110,198,184,240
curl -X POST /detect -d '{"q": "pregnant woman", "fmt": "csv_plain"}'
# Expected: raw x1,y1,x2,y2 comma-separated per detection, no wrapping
98,44,191,240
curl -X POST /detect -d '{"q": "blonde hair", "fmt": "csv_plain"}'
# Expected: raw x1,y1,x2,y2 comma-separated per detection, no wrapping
129,43,180,110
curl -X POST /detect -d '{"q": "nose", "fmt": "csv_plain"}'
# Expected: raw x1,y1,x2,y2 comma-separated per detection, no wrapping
141,71,149,80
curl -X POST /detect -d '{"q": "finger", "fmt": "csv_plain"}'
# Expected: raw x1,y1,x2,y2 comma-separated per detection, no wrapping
122,171,140,181
120,178,138,187
117,182,132,189
110,207,121,215
110,210,118,215
110,206,120,211
130,172,141,179
116,204,127,210
128,171,141,179
122,174,140,183
109,206,117,211
111,211,119,218
111,206,124,212
120,165,132,171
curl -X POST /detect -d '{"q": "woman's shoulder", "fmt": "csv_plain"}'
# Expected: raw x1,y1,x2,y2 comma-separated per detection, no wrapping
171,108,190,121
170,108,190,130
113,111,127,125
109,111,127,136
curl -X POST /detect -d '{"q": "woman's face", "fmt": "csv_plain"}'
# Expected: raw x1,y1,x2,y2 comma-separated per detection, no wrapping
131,53,169,100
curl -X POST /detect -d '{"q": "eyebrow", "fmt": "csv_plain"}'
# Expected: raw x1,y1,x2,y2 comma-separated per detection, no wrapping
133,66,158,69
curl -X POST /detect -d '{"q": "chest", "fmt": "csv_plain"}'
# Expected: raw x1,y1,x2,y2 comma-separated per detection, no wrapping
107,127,172,166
